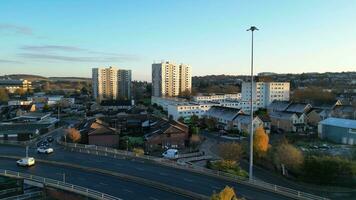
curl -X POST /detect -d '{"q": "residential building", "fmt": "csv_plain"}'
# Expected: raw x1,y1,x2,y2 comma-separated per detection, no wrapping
318,118,356,145
193,93,241,102
205,106,244,130
270,112,307,132
330,105,356,120
152,61,191,97
144,119,189,151
241,82,290,112
233,115,263,133
92,67,132,101
0,79,32,93
168,103,213,120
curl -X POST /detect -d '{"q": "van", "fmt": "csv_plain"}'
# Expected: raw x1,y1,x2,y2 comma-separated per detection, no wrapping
162,149,178,159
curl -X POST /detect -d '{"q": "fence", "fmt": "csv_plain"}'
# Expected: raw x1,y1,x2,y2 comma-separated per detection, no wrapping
58,140,329,200
1,191,42,200
0,169,122,200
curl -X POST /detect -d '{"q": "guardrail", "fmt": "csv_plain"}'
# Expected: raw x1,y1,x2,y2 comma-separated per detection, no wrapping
0,169,122,200
0,187,21,196
2,191,42,200
58,140,329,200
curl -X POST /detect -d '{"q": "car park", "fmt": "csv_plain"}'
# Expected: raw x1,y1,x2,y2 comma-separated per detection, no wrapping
16,157,35,167
46,136,54,143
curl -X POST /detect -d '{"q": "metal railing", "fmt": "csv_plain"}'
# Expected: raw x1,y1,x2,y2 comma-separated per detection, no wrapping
0,169,122,200
1,191,42,200
0,187,21,196
58,140,329,200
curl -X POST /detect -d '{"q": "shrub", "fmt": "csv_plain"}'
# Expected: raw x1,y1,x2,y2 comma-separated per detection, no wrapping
133,148,144,156
273,143,304,172
218,143,243,163
253,127,269,158
65,128,81,143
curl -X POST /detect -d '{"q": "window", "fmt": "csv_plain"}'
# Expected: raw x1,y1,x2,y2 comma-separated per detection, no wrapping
349,128,356,134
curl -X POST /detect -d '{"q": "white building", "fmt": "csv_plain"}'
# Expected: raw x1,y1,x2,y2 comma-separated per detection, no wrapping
241,82,290,112
152,61,191,97
92,67,132,101
193,93,241,102
168,103,212,120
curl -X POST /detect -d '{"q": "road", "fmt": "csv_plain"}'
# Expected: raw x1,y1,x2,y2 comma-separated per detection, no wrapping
0,144,290,200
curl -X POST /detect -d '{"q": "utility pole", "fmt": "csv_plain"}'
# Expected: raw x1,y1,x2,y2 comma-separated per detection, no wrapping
247,26,259,181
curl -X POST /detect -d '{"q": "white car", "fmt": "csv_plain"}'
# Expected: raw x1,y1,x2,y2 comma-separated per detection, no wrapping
37,147,54,154
162,149,179,159
17,157,35,167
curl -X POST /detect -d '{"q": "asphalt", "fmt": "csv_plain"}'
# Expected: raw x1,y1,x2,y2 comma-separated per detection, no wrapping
0,158,188,200
0,144,290,200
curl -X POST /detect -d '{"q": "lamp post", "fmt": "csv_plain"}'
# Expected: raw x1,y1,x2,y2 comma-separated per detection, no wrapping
247,26,258,181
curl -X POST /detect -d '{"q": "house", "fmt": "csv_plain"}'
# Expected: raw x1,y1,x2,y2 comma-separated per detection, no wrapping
270,111,307,133
284,103,312,114
233,115,263,133
318,118,356,145
99,100,133,112
258,115,272,133
87,121,119,148
205,106,244,130
330,105,356,120
144,119,189,151
267,101,290,113
306,108,323,128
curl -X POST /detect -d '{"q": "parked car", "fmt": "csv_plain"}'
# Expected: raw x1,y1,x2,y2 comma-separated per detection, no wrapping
17,157,35,167
46,136,54,143
162,149,178,159
37,147,54,154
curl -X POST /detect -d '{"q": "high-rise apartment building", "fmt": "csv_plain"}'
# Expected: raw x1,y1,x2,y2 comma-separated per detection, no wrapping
241,82,290,110
92,67,131,101
152,61,191,97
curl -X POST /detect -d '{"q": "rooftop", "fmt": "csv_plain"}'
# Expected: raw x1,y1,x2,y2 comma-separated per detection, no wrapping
320,117,356,129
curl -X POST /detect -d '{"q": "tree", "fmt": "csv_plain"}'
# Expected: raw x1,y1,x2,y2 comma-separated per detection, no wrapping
218,143,243,163
190,115,199,125
0,88,9,103
178,117,185,123
205,117,218,130
133,148,144,156
253,127,269,158
179,89,192,99
65,128,81,143
274,142,304,172
81,86,89,95
211,186,241,200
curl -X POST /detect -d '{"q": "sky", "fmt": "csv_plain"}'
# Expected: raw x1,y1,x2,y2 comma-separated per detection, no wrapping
0,0,355,81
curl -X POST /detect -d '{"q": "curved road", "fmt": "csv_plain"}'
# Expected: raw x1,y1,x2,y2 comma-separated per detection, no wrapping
0,144,290,200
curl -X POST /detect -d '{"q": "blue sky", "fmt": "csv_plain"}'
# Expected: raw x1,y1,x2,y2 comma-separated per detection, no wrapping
0,0,355,81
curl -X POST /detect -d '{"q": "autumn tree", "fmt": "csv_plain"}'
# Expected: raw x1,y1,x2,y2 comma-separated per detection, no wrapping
211,186,242,200
65,128,81,143
218,143,243,163
253,127,269,158
274,142,304,172
0,88,9,103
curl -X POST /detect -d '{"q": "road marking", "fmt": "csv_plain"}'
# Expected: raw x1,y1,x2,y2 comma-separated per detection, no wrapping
123,189,133,193
149,197,159,200
135,167,144,171
211,185,220,190
158,172,167,176
99,182,108,186
183,178,194,182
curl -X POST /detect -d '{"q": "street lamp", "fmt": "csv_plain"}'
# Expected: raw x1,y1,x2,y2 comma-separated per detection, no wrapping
247,26,259,181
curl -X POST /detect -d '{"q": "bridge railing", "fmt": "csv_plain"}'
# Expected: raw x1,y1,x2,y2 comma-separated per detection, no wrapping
0,169,122,200
58,140,329,200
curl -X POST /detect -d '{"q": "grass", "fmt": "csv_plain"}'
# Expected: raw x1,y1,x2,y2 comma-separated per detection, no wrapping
207,160,249,178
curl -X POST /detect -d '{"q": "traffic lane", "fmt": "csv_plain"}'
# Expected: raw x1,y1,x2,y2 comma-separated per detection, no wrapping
0,158,189,200
0,145,289,200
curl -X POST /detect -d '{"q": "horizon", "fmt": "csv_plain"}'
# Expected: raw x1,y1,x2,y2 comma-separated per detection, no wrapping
1,0,356,81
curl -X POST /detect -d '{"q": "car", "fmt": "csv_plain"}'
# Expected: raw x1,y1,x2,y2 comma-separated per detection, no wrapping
17,157,35,167
37,147,54,154
46,136,54,143
162,149,179,159
37,141,44,147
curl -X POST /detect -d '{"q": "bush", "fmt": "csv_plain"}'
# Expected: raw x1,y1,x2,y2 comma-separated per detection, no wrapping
211,186,244,200
65,128,81,143
301,156,356,187
207,160,248,178
218,143,243,163
273,142,304,172
133,148,144,156
253,127,269,158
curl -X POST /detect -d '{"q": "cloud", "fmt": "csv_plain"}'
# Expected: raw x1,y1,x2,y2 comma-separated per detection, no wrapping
0,59,24,64
18,53,139,63
0,24,33,35
21,45,87,52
